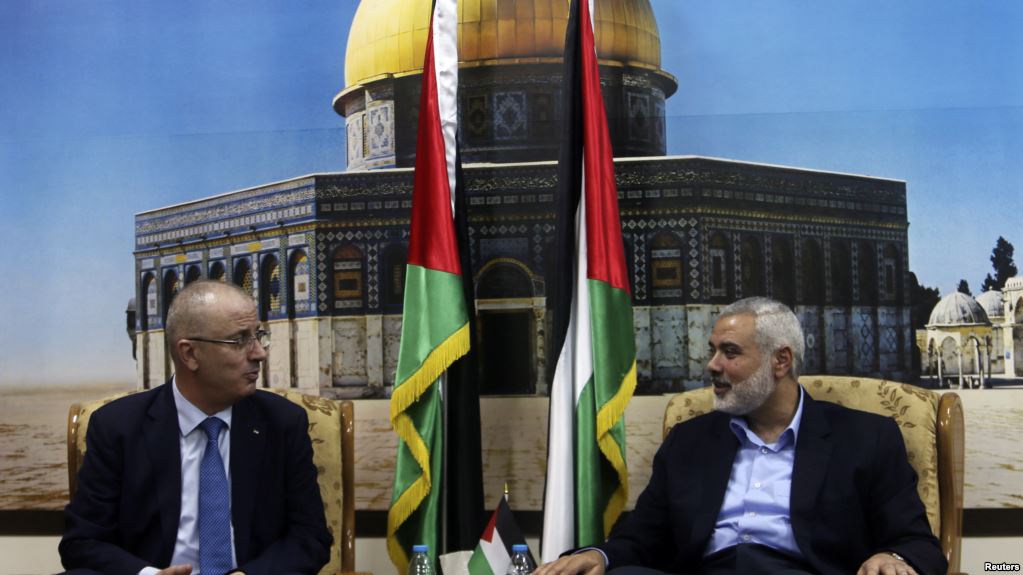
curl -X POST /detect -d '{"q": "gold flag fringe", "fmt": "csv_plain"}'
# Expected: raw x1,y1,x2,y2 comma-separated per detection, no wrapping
389,322,470,424
596,360,637,538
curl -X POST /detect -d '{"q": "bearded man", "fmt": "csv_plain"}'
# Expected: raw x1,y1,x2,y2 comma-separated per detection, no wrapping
536,297,946,575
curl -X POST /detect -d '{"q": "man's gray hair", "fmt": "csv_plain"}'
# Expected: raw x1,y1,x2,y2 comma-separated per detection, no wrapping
719,297,806,379
165,279,253,360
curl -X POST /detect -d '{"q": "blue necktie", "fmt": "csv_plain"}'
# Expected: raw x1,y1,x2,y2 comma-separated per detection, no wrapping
198,417,234,575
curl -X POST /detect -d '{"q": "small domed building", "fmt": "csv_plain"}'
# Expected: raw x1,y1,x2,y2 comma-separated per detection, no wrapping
132,0,916,396
923,292,992,388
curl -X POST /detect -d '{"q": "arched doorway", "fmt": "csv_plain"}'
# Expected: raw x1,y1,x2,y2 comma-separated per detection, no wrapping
939,336,959,388
476,260,536,395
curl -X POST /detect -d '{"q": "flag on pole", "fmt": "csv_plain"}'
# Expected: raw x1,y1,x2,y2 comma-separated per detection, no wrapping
388,0,468,571
467,496,533,575
541,0,637,563
445,134,488,554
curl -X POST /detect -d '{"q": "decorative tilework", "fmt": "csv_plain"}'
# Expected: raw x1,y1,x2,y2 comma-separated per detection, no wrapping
493,92,526,141
688,226,701,300
347,113,364,167
633,234,647,300
851,242,861,303
466,94,488,138
367,243,379,310
367,103,394,159
532,224,544,270
732,232,743,299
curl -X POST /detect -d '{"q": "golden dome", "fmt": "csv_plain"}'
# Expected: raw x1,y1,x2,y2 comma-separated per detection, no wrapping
342,0,663,90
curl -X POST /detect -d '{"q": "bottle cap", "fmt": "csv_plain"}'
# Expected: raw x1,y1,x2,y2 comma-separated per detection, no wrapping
511,544,529,553
412,544,428,553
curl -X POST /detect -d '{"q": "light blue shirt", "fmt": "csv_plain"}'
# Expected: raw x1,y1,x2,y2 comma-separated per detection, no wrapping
139,379,236,575
705,387,805,558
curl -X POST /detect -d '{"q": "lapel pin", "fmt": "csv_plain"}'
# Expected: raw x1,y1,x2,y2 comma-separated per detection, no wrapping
253,429,260,435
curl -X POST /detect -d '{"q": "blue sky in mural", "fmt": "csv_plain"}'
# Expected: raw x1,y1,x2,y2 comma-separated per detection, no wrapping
1,0,1020,385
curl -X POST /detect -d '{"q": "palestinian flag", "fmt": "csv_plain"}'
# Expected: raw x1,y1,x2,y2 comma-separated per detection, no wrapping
467,497,533,575
387,0,468,572
540,0,637,563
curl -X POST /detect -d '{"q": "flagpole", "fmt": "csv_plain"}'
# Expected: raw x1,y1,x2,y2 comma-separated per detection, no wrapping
439,372,448,554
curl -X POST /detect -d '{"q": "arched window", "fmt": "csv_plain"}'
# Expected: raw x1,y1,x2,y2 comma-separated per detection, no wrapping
209,261,226,282
162,270,179,323
830,240,851,305
708,232,731,301
650,232,683,302
771,236,795,306
185,265,201,285
289,250,310,318
801,239,825,305
333,245,365,311
382,243,409,311
234,259,253,296
858,241,878,305
260,255,281,321
740,235,764,297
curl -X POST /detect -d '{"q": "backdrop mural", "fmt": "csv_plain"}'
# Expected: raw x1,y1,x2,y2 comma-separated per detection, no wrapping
2,0,1021,523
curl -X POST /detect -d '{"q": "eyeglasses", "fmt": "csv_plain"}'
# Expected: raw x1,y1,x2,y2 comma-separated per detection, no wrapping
186,329,271,351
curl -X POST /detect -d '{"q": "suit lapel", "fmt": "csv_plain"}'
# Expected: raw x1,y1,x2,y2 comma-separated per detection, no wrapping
230,395,266,561
791,392,833,522
145,381,183,562
692,413,739,545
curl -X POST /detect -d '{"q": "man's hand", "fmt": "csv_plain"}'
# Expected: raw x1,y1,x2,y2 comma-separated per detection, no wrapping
534,550,605,575
155,565,193,575
857,552,918,575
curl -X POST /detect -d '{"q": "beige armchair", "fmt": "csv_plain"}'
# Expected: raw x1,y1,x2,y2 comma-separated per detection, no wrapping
68,389,357,575
663,376,965,575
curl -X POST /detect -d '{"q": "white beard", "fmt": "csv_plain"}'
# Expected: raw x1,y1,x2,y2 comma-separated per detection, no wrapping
713,357,776,415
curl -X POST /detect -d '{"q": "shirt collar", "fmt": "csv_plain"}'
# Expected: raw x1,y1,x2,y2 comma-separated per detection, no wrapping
171,376,233,437
729,385,805,449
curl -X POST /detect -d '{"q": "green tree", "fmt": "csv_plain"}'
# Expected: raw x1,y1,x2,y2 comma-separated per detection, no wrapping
980,236,1017,292
956,279,972,296
909,272,940,330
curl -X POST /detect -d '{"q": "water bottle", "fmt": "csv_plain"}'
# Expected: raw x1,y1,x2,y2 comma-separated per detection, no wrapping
506,543,534,575
408,544,433,575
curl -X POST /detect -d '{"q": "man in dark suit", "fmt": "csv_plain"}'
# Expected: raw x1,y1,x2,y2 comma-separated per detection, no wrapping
60,280,332,575
536,297,946,575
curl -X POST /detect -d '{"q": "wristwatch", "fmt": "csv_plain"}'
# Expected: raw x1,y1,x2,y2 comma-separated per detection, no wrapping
887,551,907,562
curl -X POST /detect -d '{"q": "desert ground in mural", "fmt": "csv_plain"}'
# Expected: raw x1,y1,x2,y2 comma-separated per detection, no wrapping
1,382,1020,511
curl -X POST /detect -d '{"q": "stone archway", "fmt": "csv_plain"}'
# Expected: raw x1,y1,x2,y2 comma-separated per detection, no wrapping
476,259,538,395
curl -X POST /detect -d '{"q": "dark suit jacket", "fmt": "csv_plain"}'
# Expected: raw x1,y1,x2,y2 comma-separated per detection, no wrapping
60,383,332,575
598,391,947,575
